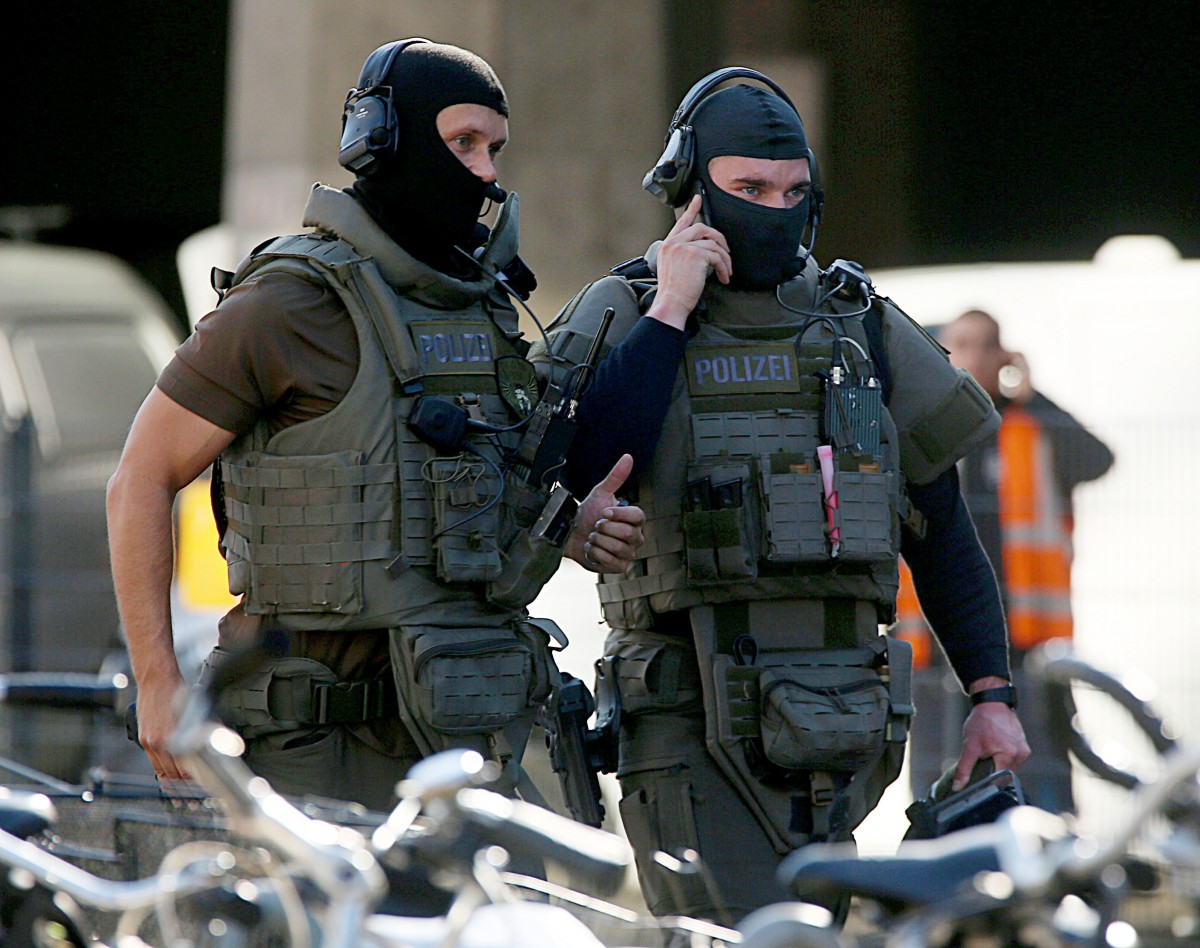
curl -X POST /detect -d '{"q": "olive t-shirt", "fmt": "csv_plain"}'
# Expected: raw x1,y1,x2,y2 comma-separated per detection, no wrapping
158,271,416,756
159,271,358,438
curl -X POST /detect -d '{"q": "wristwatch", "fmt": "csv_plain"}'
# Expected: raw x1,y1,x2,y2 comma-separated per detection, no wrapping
970,684,1017,710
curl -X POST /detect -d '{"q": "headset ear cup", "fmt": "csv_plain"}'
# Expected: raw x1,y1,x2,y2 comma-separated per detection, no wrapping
337,37,430,176
642,125,695,207
644,66,802,208
339,93,397,175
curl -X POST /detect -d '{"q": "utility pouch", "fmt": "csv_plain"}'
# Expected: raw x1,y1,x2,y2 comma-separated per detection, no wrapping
398,625,534,737
486,486,574,611
760,454,896,564
759,664,889,772
681,459,758,582
758,453,828,563
605,630,702,715
830,469,898,563
426,455,503,583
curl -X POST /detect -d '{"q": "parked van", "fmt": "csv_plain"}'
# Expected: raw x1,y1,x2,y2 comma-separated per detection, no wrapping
0,240,221,780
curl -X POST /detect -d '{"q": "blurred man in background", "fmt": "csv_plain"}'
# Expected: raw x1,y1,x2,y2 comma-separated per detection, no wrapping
898,308,1114,813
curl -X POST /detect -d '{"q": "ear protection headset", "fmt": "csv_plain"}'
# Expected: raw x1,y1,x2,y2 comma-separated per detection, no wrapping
642,66,824,229
339,38,431,176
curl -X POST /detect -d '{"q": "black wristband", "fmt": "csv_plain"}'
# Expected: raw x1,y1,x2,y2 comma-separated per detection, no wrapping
970,685,1017,709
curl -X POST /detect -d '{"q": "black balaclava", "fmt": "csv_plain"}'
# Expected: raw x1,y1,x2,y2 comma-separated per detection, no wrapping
350,42,508,272
691,84,814,290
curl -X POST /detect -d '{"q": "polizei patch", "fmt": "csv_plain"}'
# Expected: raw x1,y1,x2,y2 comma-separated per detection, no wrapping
410,321,495,373
686,344,802,397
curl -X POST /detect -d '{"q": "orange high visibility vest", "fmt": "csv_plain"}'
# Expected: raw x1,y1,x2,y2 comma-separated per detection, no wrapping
895,403,1074,666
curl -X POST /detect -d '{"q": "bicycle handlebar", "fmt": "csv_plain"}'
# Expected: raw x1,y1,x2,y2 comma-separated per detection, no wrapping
454,787,632,895
1030,645,1177,790
0,672,132,712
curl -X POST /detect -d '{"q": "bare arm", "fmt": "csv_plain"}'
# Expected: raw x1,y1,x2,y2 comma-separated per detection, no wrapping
106,387,236,780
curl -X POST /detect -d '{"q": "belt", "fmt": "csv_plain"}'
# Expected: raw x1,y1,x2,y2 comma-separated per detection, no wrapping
308,675,398,725
248,670,398,726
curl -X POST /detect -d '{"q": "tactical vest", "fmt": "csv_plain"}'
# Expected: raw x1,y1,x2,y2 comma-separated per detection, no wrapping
218,186,557,631
601,288,902,636
536,255,998,639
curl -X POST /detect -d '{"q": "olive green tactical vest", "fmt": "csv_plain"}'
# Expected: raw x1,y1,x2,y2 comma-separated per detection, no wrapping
536,253,999,636
219,186,545,631
598,270,905,631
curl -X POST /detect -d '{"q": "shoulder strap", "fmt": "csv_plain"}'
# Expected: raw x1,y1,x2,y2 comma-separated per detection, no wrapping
229,234,427,388
863,302,891,403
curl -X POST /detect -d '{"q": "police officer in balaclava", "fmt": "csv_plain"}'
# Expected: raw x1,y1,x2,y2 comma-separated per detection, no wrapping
688,83,818,289
109,39,643,810
538,72,1027,924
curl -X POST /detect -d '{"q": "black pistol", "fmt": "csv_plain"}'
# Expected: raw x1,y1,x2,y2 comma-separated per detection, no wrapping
545,662,621,828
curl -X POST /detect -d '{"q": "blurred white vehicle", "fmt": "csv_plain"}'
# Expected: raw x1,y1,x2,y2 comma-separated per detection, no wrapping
0,239,231,780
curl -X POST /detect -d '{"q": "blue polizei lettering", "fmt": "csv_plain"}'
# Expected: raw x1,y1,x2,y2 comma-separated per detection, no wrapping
418,334,435,363
417,331,494,365
698,354,796,385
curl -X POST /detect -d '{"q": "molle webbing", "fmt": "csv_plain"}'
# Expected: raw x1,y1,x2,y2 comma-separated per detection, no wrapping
599,306,902,621
221,452,395,611
708,599,875,654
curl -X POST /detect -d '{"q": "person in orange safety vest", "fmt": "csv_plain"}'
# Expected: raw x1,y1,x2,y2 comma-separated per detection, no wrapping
898,309,1113,813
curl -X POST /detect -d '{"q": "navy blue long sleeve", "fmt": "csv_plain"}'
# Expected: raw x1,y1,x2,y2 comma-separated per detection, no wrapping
565,317,687,497
902,466,1009,686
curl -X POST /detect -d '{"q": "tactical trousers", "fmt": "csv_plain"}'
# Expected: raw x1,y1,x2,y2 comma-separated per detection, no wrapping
242,724,420,812
200,648,421,813
617,704,848,924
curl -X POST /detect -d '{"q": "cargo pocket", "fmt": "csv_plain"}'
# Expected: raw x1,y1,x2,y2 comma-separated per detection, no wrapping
681,459,758,583
607,631,702,714
401,625,534,735
759,664,889,772
618,775,707,917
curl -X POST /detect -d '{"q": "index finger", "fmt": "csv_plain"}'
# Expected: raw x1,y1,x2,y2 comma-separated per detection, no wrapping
666,194,703,237
600,504,645,525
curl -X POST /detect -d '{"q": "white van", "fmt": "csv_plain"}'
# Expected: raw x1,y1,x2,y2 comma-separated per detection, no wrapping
0,240,225,780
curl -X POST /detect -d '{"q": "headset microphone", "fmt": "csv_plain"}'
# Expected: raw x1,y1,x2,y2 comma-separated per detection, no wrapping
483,182,507,203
